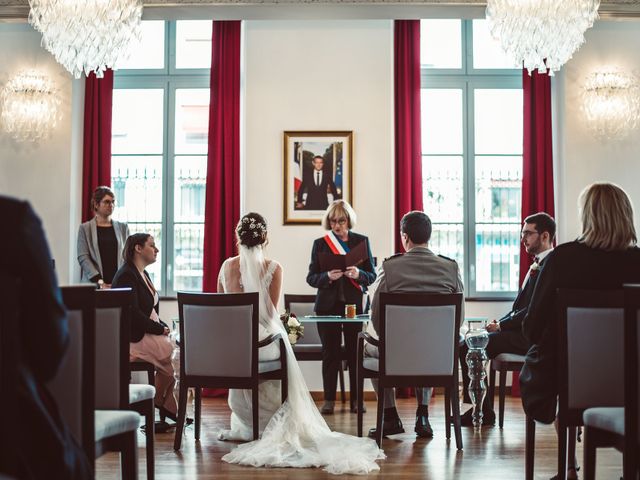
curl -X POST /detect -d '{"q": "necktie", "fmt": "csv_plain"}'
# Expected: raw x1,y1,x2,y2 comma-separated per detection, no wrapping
316,171,320,186
534,256,540,264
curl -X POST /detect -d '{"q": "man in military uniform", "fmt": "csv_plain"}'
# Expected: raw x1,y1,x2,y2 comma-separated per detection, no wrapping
366,210,464,438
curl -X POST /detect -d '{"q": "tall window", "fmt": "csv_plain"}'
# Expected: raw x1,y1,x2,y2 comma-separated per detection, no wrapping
112,21,212,294
421,19,523,298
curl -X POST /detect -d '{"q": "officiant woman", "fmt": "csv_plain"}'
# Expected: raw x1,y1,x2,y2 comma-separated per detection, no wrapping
306,200,376,414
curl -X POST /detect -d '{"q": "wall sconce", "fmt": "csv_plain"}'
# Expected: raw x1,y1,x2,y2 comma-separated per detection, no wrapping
0,70,61,142
582,69,640,140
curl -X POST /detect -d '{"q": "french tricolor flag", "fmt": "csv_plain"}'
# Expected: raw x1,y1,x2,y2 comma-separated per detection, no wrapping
294,142,302,194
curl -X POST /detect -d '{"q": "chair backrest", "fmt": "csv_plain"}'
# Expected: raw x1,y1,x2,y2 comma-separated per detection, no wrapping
0,272,20,465
94,288,132,410
379,292,462,379
46,285,95,458
178,292,258,378
285,294,321,344
624,284,640,453
558,289,625,424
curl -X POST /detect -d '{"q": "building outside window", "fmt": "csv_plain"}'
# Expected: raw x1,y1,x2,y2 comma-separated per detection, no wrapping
421,19,523,298
111,20,212,294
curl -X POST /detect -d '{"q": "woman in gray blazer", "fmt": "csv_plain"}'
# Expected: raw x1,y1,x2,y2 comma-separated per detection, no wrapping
77,186,129,287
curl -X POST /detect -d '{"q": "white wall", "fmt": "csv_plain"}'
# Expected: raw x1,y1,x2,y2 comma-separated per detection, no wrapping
0,23,83,284
554,19,640,243
242,19,395,296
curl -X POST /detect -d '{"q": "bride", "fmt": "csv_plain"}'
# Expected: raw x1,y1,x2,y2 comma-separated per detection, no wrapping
216,212,384,475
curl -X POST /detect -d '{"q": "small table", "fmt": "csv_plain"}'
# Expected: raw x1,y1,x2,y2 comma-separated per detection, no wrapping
300,315,370,323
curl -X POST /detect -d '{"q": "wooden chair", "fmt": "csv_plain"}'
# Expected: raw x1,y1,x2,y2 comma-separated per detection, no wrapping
47,285,140,479
174,292,288,450
96,288,156,480
356,292,463,449
285,294,346,403
488,353,526,428
582,284,640,480
525,289,625,480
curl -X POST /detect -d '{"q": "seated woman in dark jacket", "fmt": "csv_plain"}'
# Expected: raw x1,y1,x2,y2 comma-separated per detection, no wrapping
521,182,640,480
112,233,179,421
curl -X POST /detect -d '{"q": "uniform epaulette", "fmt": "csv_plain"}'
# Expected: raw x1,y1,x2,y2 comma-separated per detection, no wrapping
438,254,456,262
383,253,404,263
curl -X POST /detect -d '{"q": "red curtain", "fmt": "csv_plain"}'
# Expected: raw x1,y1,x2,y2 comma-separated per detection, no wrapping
201,21,241,398
394,20,423,399
394,20,424,254
519,69,555,285
202,20,242,294
82,70,114,222
513,68,555,397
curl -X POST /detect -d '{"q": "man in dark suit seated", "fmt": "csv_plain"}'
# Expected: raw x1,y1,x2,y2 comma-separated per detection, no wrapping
458,212,556,426
0,196,92,479
366,211,464,438
295,155,338,210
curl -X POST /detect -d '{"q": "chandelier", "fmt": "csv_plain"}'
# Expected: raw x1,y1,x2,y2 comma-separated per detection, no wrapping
27,0,143,79
0,70,61,142
486,0,600,75
582,70,640,140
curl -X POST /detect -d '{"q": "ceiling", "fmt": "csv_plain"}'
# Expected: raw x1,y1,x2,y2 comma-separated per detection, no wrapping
1,0,638,21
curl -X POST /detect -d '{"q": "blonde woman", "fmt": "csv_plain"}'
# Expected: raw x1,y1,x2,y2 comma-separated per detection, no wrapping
306,200,376,414
521,182,640,480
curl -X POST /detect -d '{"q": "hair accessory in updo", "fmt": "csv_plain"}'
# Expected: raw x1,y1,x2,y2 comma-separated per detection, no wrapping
236,212,268,248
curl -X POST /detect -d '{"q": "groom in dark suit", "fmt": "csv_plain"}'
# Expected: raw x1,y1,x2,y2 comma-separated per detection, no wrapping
296,155,338,210
459,212,556,426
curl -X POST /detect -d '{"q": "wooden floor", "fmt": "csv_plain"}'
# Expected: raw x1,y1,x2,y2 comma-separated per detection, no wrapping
96,396,623,479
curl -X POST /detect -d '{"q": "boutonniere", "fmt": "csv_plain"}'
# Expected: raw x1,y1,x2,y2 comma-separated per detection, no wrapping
529,261,540,277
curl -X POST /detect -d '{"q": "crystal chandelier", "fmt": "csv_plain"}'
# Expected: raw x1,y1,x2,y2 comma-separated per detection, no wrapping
582,70,640,140
28,0,143,79
486,0,600,75
0,70,61,142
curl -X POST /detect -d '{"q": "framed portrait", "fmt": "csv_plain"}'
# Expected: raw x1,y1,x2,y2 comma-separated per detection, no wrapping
283,131,353,225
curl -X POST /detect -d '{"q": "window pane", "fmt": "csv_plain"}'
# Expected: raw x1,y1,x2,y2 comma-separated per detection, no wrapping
430,223,465,284
176,21,212,69
472,19,520,70
174,89,209,155
475,224,520,292
111,156,163,223
475,156,522,223
474,89,523,155
420,20,462,69
118,21,165,70
422,155,463,223
112,89,164,155
174,156,207,223
111,156,164,290
174,224,204,292
422,89,463,155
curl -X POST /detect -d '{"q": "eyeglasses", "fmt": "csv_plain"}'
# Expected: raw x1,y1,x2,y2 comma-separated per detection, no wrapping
329,218,347,225
100,199,116,206
520,230,539,238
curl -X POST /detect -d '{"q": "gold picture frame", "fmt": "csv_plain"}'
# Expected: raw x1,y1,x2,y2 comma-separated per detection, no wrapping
283,131,353,225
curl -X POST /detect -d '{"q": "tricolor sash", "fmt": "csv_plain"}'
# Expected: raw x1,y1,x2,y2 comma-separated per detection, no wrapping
323,231,363,292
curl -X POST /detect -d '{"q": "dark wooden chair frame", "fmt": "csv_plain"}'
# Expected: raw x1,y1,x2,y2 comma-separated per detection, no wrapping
96,288,154,480
525,289,625,480
60,286,98,470
488,354,525,429
356,292,464,449
174,292,288,450
582,284,640,480
284,294,346,403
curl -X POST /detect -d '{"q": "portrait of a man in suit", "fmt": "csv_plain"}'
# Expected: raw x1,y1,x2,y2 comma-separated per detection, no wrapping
295,155,338,211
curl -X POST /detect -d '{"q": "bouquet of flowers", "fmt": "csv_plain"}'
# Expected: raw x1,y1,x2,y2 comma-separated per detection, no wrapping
280,310,304,345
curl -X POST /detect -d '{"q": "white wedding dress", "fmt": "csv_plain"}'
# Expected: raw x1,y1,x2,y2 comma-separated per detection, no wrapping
217,245,385,475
